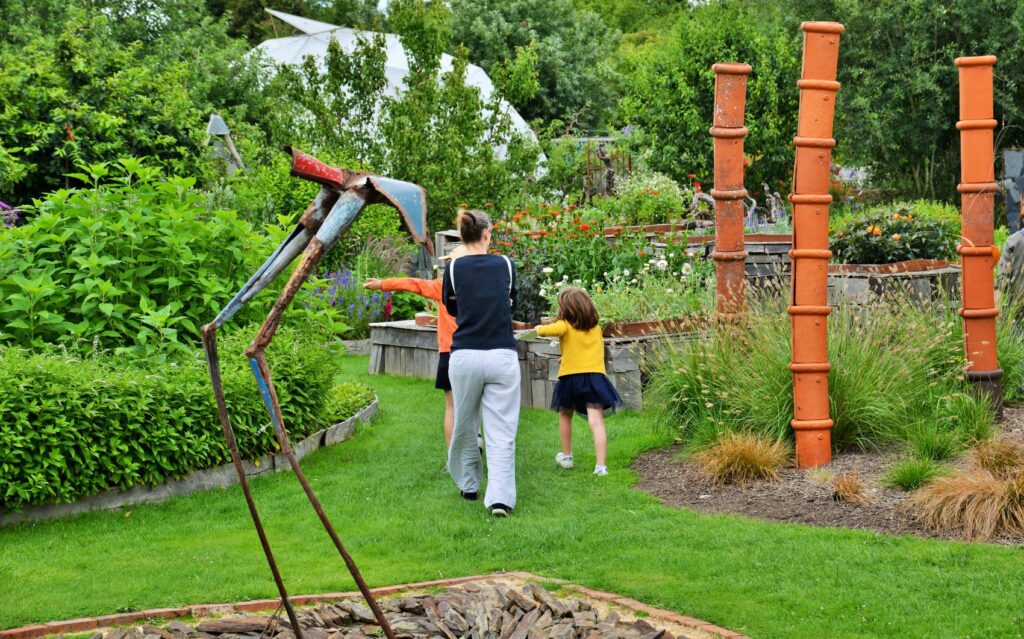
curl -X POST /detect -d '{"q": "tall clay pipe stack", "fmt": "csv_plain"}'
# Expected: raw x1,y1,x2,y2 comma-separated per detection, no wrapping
788,22,844,469
956,55,1003,413
710,63,753,319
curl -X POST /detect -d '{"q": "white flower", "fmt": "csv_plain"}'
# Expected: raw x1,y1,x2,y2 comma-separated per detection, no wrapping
665,288,674,294
623,269,631,277
686,249,697,257
648,258,656,265
656,259,668,270
631,278,638,284
669,252,675,258
540,288,547,297
562,275,569,281
542,267,554,274
681,263,694,276
573,279,583,286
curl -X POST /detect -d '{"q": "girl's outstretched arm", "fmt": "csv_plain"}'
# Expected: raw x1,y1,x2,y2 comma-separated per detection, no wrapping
364,276,442,301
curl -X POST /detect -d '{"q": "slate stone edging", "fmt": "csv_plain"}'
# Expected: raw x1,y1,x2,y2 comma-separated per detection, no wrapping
0,571,749,639
0,398,379,528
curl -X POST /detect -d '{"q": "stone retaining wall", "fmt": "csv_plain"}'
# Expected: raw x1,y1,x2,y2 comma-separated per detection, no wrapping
0,400,379,527
369,321,697,411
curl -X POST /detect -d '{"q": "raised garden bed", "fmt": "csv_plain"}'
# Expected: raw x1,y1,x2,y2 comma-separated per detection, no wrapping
827,259,959,306
369,321,704,411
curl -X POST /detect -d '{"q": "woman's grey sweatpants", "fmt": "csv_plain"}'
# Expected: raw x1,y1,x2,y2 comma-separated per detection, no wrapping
448,348,521,509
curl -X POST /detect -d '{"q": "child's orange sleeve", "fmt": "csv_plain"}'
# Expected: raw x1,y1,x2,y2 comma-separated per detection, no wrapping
378,277,442,302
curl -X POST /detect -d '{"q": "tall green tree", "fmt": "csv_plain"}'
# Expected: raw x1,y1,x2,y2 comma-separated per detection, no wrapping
0,0,271,204
619,1,800,192
449,0,621,128
783,0,1024,200
268,0,541,230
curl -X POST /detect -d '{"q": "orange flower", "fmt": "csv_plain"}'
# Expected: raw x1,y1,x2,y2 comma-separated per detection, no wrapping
638,251,646,257
580,223,590,231
484,202,494,207
513,214,523,222
892,233,901,242
549,209,559,216
871,226,882,236
538,230,548,236
892,213,901,220
651,190,660,196
460,202,468,208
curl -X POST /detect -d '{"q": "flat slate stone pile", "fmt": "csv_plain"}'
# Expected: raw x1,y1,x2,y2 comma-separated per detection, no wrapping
96,583,676,639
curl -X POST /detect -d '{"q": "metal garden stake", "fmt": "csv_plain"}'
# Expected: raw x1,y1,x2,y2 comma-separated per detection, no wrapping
202,147,432,639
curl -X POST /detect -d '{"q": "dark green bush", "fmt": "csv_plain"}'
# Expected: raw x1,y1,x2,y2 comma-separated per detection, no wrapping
830,201,960,264
0,327,370,510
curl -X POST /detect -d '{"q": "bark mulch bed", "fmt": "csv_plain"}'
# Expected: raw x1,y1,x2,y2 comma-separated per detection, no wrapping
631,409,1024,546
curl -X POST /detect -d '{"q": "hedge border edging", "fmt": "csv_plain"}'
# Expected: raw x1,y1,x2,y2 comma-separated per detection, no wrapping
0,397,379,528
0,571,749,639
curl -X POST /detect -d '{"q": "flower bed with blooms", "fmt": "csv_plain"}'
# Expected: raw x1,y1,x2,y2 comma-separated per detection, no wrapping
829,200,959,265
308,269,393,340
493,203,714,324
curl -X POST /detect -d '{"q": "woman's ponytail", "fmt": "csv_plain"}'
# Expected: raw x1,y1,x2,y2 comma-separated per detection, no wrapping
457,208,491,244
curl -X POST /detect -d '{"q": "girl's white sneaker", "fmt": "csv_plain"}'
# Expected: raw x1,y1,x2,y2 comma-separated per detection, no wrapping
555,452,574,469
593,465,608,477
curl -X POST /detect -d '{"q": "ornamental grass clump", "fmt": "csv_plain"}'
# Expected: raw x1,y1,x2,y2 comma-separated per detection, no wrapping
648,281,1001,456
883,458,949,491
693,433,790,485
832,469,871,505
911,471,1024,541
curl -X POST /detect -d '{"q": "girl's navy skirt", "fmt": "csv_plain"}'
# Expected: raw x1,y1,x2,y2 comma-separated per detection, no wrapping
550,372,623,416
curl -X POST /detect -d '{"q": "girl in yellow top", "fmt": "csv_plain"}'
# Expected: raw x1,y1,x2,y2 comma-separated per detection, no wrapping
536,287,622,476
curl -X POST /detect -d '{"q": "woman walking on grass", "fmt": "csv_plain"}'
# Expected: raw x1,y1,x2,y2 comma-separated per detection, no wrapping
442,209,520,517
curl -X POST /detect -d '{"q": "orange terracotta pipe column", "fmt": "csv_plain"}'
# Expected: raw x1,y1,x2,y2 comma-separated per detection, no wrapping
788,22,844,469
710,62,752,319
956,55,1003,413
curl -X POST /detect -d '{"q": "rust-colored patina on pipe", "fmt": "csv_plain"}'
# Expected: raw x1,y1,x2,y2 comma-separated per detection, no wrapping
956,55,1003,413
710,62,752,319
789,22,844,469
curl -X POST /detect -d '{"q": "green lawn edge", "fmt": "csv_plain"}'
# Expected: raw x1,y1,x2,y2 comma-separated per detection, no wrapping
1,355,1022,638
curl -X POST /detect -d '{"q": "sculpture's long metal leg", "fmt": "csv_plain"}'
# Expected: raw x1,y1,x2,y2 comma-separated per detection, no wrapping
244,194,397,639
202,325,305,637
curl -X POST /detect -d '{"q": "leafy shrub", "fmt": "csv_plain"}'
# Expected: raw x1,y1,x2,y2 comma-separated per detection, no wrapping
0,326,371,510
609,171,688,226
0,161,281,353
883,458,948,492
325,383,377,424
647,285,998,454
693,432,790,485
830,201,959,264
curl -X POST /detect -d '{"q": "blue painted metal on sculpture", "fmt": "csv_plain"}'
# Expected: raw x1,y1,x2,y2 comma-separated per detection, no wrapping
369,176,429,245
315,190,367,250
250,358,285,437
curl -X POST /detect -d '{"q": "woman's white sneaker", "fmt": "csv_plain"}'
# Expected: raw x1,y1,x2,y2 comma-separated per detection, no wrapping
593,465,608,477
555,452,574,469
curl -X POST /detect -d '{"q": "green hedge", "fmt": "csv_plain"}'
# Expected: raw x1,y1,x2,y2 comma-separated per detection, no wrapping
0,328,371,510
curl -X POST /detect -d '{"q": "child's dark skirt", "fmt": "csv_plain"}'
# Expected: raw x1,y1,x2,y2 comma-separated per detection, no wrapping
550,372,623,416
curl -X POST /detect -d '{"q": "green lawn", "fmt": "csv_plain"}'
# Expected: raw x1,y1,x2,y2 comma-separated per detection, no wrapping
2,355,1023,638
